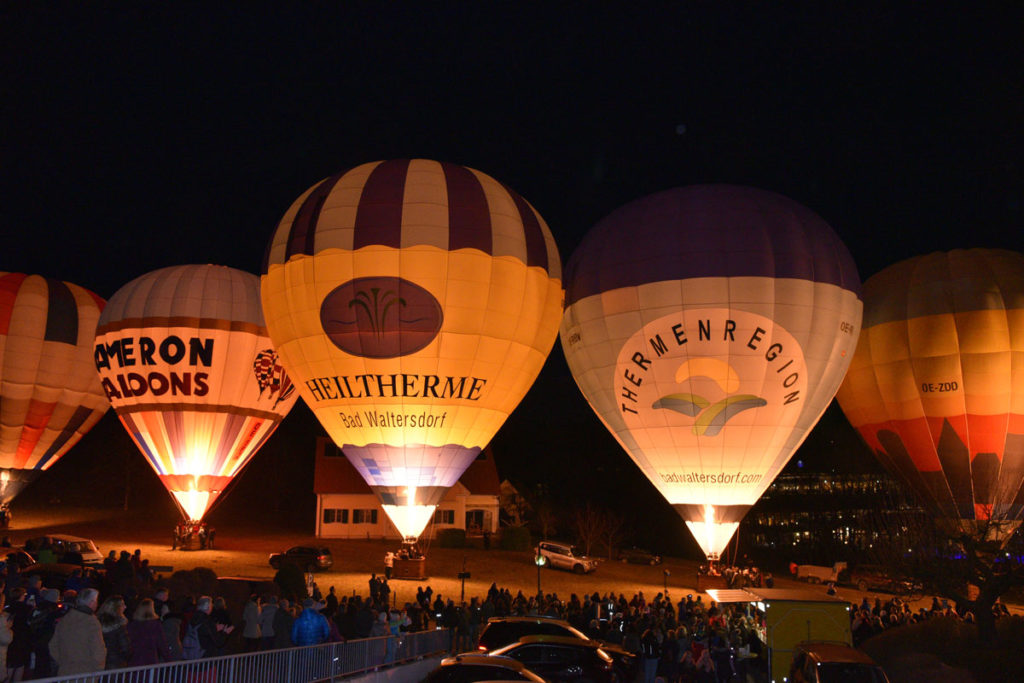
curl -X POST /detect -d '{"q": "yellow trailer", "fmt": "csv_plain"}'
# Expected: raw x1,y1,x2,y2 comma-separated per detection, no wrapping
706,587,852,683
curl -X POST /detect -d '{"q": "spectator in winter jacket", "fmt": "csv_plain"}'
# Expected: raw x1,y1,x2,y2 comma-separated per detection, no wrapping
161,598,186,661
291,599,329,646
127,598,173,666
190,596,233,659
241,594,261,651
5,586,32,680
49,588,106,675
97,595,130,670
272,599,294,649
28,588,60,678
258,596,278,650
0,592,13,676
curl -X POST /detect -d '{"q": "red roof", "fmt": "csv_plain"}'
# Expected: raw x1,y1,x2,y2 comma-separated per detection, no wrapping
314,437,501,496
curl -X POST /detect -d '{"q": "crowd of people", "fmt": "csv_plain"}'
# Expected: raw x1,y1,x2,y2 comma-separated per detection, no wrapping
0,548,1018,682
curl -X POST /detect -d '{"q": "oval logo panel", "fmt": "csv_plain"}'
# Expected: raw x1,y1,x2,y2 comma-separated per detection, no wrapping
320,277,443,359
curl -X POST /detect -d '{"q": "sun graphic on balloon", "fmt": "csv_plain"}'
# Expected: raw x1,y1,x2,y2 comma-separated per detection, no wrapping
652,357,767,436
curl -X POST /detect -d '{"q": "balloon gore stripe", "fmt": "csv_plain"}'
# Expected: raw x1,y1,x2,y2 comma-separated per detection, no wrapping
43,279,79,344
505,185,549,271
354,159,411,249
442,161,492,253
285,169,347,261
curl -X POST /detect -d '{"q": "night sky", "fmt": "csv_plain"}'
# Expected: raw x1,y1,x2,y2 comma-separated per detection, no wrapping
3,6,1021,552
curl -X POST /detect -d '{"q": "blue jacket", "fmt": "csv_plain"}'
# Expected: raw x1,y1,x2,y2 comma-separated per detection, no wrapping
291,609,329,646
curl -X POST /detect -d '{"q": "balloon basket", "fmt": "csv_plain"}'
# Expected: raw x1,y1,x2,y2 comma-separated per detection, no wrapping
392,556,427,580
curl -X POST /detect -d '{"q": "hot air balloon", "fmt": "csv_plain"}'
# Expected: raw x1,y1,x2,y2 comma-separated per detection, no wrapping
94,265,298,523
836,249,1024,541
261,159,563,541
0,273,109,508
559,186,862,560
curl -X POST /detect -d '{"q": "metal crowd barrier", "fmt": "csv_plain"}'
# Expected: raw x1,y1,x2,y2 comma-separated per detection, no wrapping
34,628,452,683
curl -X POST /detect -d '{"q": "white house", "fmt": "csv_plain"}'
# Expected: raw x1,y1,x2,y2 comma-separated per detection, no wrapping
313,436,502,540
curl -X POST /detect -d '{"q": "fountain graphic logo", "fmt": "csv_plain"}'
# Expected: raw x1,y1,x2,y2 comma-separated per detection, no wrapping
320,276,444,359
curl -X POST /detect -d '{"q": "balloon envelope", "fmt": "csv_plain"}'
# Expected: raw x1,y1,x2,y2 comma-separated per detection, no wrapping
261,159,563,540
560,186,862,558
0,273,109,503
94,265,298,521
837,249,1024,539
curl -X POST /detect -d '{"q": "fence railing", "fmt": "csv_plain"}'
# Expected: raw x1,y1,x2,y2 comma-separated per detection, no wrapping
35,628,452,683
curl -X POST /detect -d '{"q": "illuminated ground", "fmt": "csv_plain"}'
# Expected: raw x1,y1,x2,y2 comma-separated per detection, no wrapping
5,501,1018,615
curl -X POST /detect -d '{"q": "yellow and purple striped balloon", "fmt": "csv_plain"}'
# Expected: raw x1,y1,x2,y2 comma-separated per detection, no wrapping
261,159,563,540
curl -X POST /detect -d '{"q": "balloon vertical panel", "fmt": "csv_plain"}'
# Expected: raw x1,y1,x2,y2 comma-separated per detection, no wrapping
560,186,862,558
261,159,563,540
95,265,297,521
0,273,109,504
837,249,1024,536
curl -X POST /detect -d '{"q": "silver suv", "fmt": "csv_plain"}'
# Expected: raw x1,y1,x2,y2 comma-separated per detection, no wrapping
535,541,598,574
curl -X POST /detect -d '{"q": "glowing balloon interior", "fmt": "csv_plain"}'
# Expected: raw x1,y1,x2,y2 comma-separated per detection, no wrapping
261,159,563,540
560,186,862,559
94,265,297,521
837,249,1024,541
0,273,109,504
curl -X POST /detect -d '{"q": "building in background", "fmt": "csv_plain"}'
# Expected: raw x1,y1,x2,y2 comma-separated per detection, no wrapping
313,437,501,540
739,468,923,566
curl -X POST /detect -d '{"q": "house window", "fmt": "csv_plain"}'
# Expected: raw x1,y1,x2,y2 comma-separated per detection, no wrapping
322,508,348,524
353,509,378,524
433,509,454,524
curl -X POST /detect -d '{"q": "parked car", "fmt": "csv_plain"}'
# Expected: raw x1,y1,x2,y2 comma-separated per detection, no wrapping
21,563,102,592
617,546,662,565
268,545,333,572
478,616,590,651
795,561,847,584
848,564,921,596
535,541,598,574
423,653,545,683
23,535,104,566
490,635,619,683
478,616,636,679
2,549,37,570
790,642,890,683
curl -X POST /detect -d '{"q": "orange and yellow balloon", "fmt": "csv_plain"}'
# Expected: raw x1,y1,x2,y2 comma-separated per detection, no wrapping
261,159,563,540
0,273,109,504
837,249,1024,540
94,264,298,522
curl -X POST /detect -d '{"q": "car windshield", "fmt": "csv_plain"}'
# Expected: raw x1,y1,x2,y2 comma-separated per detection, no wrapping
817,662,888,683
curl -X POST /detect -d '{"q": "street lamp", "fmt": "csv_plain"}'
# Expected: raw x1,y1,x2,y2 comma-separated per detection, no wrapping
663,569,671,593
534,553,548,596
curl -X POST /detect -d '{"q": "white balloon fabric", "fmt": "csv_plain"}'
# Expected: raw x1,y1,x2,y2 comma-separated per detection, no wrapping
560,186,862,558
